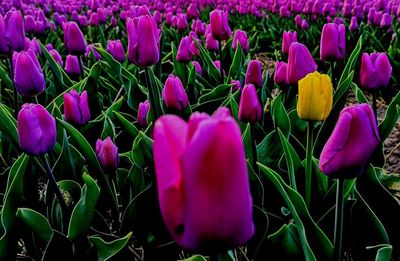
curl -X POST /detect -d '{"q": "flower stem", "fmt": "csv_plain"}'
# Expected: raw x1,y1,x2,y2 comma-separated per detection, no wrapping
305,121,314,208
250,124,259,169
79,55,85,78
333,178,345,261
144,66,161,120
372,90,378,123
330,61,335,88
218,40,224,84
7,57,18,119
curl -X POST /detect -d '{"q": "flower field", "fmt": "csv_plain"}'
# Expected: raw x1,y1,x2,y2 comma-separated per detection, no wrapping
1,0,400,260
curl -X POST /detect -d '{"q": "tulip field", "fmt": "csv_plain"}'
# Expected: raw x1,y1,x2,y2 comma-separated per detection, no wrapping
2,0,400,260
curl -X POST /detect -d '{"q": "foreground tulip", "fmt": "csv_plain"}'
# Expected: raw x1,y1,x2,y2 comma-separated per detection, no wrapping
162,75,189,110
127,15,160,66
245,60,263,88
360,52,392,90
153,107,254,251
176,36,193,63
274,61,289,86
96,137,120,171
210,10,232,41
287,42,317,84
320,23,345,61
232,30,249,52
63,89,90,125
107,40,125,63
282,31,297,54
137,100,150,128
18,103,56,156
297,71,333,121
64,22,87,55
13,50,46,97
239,84,262,123
319,104,380,178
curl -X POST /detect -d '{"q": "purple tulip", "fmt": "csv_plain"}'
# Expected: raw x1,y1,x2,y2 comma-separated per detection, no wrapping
245,60,263,88
232,30,249,53
107,40,126,63
64,22,87,55
301,19,310,30
287,42,317,84
319,104,380,178
187,4,199,19
65,55,82,76
380,14,392,29
153,107,254,251
13,49,45,97
63,89,90,126
49,49,64,67
192,61,203,76
206,33,219,52
360,52,392,90
192,19,205,36
127,15,160,67
0,11,25,54
231,79,242,92
210,10,232,41
177,14,189,32
176,36,193,63
274,61,289,86
96,137,120,171
349,17,359,31
137,100,150,128
239,84,262,123
295,15,302,27
320,23,346,62
18,103,56,156
162,75,189,110
282,31,297,55
85,44,101,60
24,15,36,33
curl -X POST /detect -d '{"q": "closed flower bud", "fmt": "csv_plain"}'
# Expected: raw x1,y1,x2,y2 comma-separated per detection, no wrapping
245,60,263,88
360,52,392,90
192,19,205,36
319,104,380,178
192,61,203,76
232,30,249,53
301,19,310,30
380,13,392,29
320,23,346,62
13,50,46,97
107,40,126,63
2,11,25,53
297,72,333,121
65,55,82,76
137,100,150,128
287,42,317,84
176,36,193,63
349,16,359,31
282,31,297,54
206,33,219,52
153,107,254,251
177,14,188,32
162,75,189,110
49,49,64,67
187,4,199,19
96,137,120,171
231,79,242,92
210,10,232,41
239,84,262,123
274,61,289,86
127,15,160,67
63,89,90,126
18,103,56,156
64,22,87,55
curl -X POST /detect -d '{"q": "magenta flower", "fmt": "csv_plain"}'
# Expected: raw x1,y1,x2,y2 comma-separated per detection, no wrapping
63,89,90,126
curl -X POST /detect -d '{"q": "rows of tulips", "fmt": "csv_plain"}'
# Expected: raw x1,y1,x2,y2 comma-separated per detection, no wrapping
1,0,400,260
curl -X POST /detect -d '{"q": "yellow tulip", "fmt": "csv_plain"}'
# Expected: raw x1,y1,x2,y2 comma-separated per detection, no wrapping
297,71,333,121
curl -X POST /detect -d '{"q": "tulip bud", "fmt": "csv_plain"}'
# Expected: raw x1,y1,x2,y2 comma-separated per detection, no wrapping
210,10,232,41
297,72,333,121
319,104,380,178
232,30,249,53
65,55,82,76
192,19,205,36
192,61,203,76
360,52,392,90
127,15,160,67
380,14,392,29
13,50,46,97
137,100,150,128
187,4,199,19
177,14,188,32
107,40,126,63
162,74,189,110
49,49,64,67
287,42,317,84
2,11,25,53
274,61,289,86
206,33,219,52
18,103,56,156
320,23,345,62
301,19,310,30
63,89,90,126
64,22,87,55
96,137,120,171
239,84,262,123
176,36,193,63
282,31,297,54
294,15,302,27
349,17,359,31
231,79,242,92
245,60,263,88
153,107,254,251
85,44,101,60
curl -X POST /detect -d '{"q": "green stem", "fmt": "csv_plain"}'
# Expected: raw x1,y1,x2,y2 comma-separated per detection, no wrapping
7,57,18,119
333,178,345,261
218,40,223,84
144,67,161,120
372,91,378,123
330,61,335,88
79,55,85,79
305,121,314,208
250,124,259,169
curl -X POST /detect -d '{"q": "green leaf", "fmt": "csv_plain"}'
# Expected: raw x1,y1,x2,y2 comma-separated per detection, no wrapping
89,232,132,261
271,93,291,137
257,130,282,170
16,208,53,243
197,84,231,104
228,45,244,80
0,64,12,91
184,255,207,261
268,223,303,258
379,89,400,140
350,83,368,103
113,111,140,139
366,244,393,261
68,173,100,240
242,124,254,165
0,103,18,148
171,42,188,84
193,38,220,83
337,35,363,90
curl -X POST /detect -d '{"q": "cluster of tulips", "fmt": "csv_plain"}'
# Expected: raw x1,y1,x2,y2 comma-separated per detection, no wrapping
0,0,400,260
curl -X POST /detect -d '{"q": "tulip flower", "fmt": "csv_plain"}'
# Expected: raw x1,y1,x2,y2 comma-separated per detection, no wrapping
192,19,205,36
231,79,242,92
274,61,289,86
287,42,317,84
162,74,189,110
301,19,310,30
63,89,90,126
127,15,160,67
360,52,392,90
232,30,249,53
239,84,262,123
0,11,25,54
153,107,254,251
65,55,82,76
297,71,333,121
49,49,64,67
210,10,232,41
177,14,188,32
187,4,199,19
320,23,345,62
282,31,297,55
349,17,359,31
64,21,87,55
245,60,263,88
18,103,56,156
192,61,203,76
176,36,193,63
107,40,126,63
13,50,46,97
137,100,150,128
206,33,219,52
85,44,101,60
380,13,392,29
96,137,120,171
319,104,380,178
